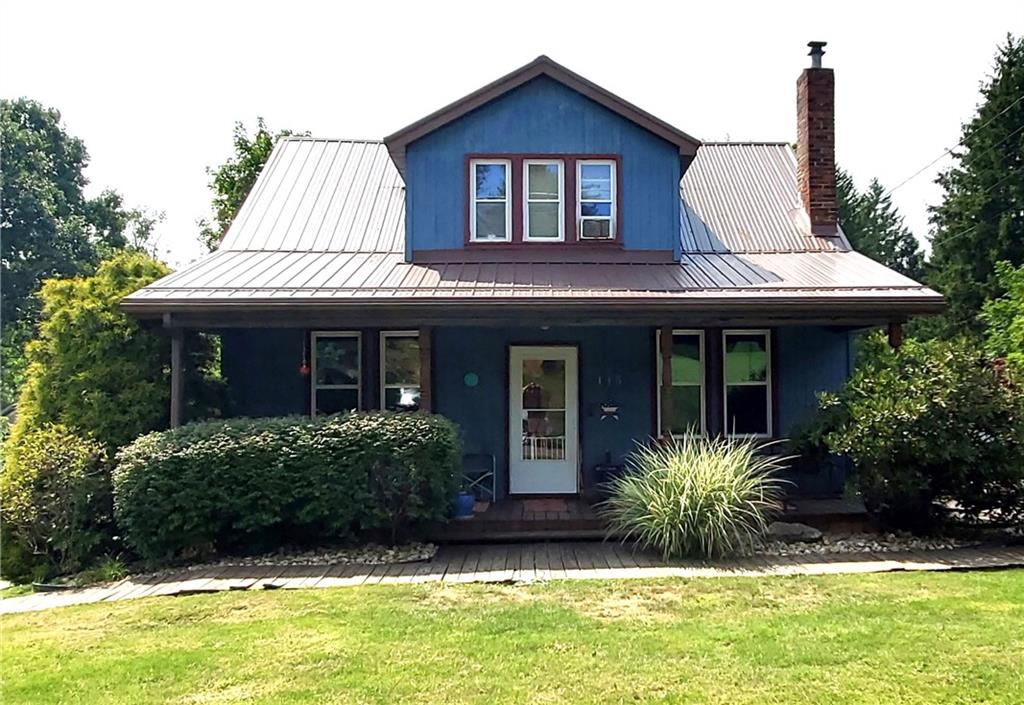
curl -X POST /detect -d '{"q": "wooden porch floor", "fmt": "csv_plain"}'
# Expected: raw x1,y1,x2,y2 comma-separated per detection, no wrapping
435,498,605,541
431,496,871,542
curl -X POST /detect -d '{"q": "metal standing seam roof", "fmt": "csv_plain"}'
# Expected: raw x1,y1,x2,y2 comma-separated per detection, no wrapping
681,142,849,254
123,137,942,311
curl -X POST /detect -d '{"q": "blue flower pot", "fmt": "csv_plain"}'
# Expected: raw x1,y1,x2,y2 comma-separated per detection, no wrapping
454,491,476,520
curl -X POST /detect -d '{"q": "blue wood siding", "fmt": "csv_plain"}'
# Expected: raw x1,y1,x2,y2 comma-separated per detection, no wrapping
219,324,854,497
405,76,681,256
222,329,307,417
776,326,854,495
434,325,654,500
776,326,852,430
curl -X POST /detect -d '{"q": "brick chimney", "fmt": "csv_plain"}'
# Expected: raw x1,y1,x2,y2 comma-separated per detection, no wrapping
796,41,837,235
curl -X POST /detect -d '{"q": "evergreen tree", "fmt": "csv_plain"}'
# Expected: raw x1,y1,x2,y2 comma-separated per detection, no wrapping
837,167,925,280
927,34,1024,336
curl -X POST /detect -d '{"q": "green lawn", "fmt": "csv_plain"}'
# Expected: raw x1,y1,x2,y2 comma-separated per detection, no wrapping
3,571,1023,704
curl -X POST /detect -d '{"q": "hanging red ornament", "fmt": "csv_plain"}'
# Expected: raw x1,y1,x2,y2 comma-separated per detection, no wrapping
299,335,311,376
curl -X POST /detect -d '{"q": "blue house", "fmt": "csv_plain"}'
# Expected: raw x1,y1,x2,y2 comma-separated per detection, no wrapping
124,48,942,504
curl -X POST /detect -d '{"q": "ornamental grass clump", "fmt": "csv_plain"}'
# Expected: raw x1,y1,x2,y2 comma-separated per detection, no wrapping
599,436,791,559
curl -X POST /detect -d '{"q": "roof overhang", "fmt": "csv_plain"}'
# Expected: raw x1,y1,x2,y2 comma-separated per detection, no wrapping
123,293,945,329
383,55,701,175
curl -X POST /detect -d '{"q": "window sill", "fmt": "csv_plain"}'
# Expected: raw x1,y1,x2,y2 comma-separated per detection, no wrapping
464,240,622,250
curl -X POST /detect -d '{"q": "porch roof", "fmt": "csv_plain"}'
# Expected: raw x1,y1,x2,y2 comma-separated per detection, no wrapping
123,139,943,321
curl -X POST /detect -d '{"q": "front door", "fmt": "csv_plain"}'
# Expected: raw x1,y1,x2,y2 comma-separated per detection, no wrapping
509,346,579,494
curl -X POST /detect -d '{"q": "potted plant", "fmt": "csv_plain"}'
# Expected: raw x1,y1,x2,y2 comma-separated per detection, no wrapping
454,487,476,520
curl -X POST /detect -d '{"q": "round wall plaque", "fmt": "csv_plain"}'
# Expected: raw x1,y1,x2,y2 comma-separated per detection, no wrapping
463,372,479,387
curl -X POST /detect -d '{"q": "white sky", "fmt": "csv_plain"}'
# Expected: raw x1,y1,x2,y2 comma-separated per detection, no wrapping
2,0,1021,267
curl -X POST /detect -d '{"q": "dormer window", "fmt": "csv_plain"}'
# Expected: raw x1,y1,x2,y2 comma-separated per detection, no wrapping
577,160,616,239
524,160,564,241
464,155,620,246
470,159,511,241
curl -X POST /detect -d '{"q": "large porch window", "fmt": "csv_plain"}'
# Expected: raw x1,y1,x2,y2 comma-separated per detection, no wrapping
311,332,361,416
380,331,421,411
656,329,706,436
723,330,772,437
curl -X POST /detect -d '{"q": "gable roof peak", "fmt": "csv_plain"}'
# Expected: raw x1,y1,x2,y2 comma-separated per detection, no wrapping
383,55,701,175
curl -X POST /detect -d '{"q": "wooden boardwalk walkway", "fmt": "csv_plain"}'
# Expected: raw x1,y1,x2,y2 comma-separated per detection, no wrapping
3,543,1022,615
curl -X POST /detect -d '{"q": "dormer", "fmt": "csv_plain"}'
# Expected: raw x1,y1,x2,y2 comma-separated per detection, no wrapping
384,56,700,262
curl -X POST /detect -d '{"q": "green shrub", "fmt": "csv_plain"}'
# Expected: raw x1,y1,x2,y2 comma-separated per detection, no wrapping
818,333,1024,530
8,250,221,452
113,412,461,561
599,436,789,559
0,425,110,581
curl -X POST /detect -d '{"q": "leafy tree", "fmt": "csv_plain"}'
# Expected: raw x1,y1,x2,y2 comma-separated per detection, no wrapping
1,98,159,408
197,118,298,251
7,251,219,452
837,168,925,280
981,260,1024,370
927,35,1024,336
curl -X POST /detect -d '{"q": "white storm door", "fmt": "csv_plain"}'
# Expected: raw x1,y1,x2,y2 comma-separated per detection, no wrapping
509,346,579,494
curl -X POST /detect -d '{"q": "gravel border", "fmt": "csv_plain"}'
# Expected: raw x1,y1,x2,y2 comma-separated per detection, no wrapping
756,532,977,557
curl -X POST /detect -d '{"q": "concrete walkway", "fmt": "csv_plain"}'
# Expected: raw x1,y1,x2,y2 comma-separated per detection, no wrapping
3,542,1023,615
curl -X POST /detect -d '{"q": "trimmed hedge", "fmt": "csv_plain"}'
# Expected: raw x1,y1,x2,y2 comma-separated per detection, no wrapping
112,413,461,561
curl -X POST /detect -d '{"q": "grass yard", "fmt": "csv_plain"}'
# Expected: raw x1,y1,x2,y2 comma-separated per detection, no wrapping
3,571,1023,704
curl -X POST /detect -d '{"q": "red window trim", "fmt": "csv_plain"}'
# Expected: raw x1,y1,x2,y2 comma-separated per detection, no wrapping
464,153,623,248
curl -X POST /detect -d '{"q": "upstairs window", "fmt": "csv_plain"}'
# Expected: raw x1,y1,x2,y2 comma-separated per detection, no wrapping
723,330,772,437
470,159,511,241
524,160,564,241
577,160,616,240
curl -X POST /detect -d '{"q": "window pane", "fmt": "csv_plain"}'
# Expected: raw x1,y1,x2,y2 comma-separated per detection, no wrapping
581,219,612,239
384,386,421,412
521,359,565,409
316,388,359,415
384,336,419,385
475,202,507,239
474,163,506,199
671,386,702,435
726,386,769,436
316,337,359,386
725,334,768,383
580,202,612,217
522,411,566,460
671,335,702,385
528,163,560,200
527,202,560,238
580,164,612,200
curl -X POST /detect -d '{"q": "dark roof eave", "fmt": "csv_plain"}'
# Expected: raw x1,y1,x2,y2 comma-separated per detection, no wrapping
121,293,946,321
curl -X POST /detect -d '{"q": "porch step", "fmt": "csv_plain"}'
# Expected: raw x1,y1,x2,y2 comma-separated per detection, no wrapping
431,496,872,543
783,497,872,532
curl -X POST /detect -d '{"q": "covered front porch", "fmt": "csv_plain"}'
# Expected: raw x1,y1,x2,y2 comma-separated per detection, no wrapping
152,305,904,506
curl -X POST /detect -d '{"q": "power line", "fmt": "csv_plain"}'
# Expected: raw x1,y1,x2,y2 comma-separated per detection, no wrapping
884,92,1024,197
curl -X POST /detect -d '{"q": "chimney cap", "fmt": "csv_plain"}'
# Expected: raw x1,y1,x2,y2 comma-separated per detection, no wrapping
807,41,827,69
